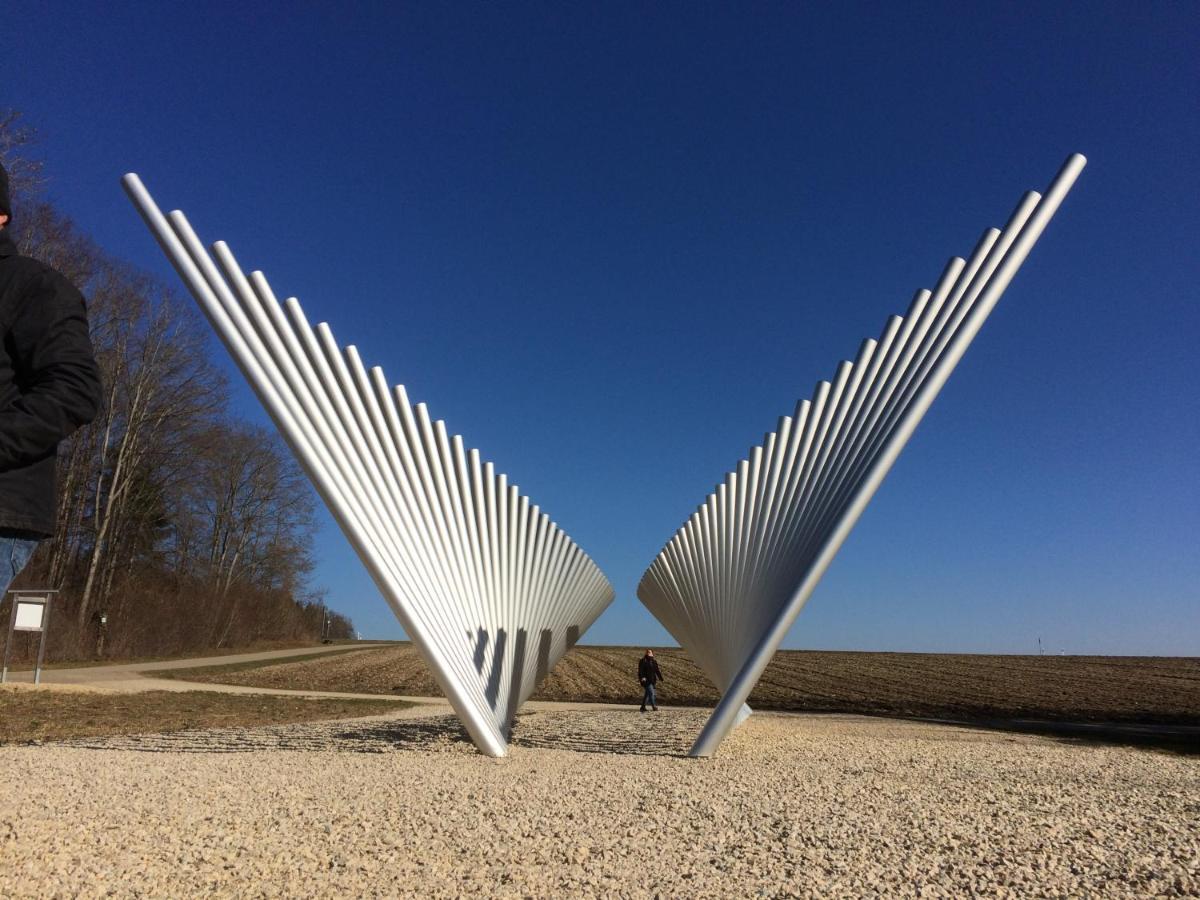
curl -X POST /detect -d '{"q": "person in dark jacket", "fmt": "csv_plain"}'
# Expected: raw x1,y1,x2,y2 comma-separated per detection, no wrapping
637,649,663,712
0,162,102,594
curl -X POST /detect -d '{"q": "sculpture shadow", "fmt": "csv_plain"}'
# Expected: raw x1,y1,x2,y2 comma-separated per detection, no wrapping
508,708,702,758
472,623,582,737
331,715,477,752
921,716,1200,757
326,707,701,758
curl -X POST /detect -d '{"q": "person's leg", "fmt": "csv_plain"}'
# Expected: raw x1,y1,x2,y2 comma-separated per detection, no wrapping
640,682,650,712
0,533,41,596
648,681,657,710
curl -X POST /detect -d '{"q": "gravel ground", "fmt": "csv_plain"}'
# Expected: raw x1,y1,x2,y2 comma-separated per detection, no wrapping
1,708,1197,898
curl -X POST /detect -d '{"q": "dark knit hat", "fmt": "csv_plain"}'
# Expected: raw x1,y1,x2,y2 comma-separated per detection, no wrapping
0,162,10,220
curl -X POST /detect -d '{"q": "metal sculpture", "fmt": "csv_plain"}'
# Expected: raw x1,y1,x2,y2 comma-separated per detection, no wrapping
123,175,614,757
638,154,1086,758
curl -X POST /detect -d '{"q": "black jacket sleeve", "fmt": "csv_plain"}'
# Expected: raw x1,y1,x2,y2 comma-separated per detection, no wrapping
0,267,102,469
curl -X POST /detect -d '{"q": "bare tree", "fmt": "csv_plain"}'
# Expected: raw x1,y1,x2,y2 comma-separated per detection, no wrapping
187,424,315,646
1,109,351,660
0,109,45,201
75,284,223,626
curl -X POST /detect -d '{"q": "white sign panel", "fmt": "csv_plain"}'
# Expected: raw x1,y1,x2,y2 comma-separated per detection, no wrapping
13,601,46,632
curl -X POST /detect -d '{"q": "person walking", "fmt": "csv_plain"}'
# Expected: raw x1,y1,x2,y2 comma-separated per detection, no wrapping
637,649,663,712
0,162,102,595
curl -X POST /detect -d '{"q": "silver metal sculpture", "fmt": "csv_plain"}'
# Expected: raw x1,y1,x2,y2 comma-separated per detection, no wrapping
123,174,614,757
639,154,1086,758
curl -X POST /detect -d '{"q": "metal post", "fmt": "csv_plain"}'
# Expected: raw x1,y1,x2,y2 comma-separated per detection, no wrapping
0,594,17,683
34,595,51,685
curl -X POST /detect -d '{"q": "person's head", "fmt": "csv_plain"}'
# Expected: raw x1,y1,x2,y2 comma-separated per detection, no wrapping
0,162,11,229
645,649,654,658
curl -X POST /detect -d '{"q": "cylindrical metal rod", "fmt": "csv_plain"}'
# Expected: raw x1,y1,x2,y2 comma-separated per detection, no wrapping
689,153,1086,757
122,175,614,756
121,174,509,757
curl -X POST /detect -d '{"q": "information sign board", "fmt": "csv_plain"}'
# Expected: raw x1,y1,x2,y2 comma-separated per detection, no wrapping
14,600,46,632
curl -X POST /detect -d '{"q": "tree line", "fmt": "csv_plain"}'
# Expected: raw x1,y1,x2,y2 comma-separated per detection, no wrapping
1,111,354,660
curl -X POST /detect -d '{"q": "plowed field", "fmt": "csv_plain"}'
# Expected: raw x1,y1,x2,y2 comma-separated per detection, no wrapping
179,645,1200,725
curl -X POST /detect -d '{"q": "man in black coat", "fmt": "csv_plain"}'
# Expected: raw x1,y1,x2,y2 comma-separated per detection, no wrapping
637,649,663,712
0,162,102,594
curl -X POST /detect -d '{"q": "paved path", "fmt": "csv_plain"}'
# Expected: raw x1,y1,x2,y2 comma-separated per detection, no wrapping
2,643,402,698
1,644,638,713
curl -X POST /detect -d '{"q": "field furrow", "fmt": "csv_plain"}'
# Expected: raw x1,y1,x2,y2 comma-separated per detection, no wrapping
176,645,1200,725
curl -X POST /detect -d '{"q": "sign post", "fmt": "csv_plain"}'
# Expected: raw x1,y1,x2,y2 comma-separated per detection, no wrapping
1,590,57,685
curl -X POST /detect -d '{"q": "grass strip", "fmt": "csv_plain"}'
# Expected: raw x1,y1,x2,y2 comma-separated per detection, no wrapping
0,688,410,744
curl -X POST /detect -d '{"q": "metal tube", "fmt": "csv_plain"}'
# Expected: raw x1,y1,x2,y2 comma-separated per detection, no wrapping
121,174,512,757
688,153,1085,757
33,597,50,685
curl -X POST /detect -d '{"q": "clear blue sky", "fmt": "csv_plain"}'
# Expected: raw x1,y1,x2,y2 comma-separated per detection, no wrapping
8,2,1197,654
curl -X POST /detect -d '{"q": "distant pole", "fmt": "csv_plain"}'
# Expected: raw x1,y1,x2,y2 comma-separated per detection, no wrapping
1038,637,1043,655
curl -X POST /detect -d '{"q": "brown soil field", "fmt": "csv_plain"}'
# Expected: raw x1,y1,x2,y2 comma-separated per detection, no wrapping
177,645,1200,725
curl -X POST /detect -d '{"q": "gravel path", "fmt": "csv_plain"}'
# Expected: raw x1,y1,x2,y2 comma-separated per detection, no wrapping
1,643,391,694
2,709,1197,898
